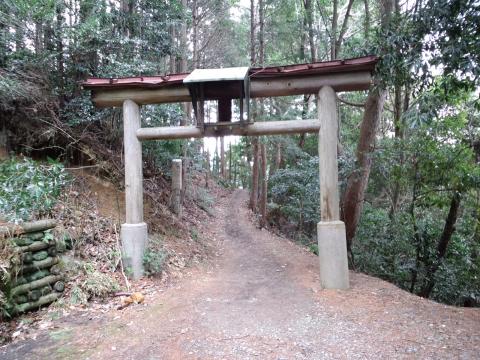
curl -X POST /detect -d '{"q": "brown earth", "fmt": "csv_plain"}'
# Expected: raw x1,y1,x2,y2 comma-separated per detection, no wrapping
1,189,479,359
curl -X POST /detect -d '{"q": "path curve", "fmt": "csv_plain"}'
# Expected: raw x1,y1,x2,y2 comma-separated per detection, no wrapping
2,190,479,359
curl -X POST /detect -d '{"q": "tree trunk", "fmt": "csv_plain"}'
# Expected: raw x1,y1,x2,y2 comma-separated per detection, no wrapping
0,115,7,160
121,0,136,38
334,0,355,58
229,144,232,182
380,0,394,29
34,21,43,55
180,0,191,124
258,0,264,65
341,0,392,256
220,137,226,178
250,0,256,65
180,0,188,72
299,0,316,148
192,0,199,67
15,14,24,51
269,142,282,176
260,143,268,228
205,150,210,188
330,0,338,60
233,162,238,187
388,87,403,218
275,142,282,171
249,0,261,212
0,21,6,67
250,139,260,211
363,0,370,40
473,140,480,249
171,159,183,216
56,3,65,108
169,24,176,74
304,0,316,61
419,192,461,298
43,21,54,54
181,145,187,205
342,87,386,254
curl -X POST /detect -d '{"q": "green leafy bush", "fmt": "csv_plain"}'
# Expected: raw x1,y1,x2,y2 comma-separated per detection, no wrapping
0,158,70,222
193,187,214,215
269,156,319,239
143,235,168,276
81,264,120,299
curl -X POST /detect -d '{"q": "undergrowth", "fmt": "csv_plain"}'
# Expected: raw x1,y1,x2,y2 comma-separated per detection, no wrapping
0,157,70,223
193,187,214,215
80,264,120,299
143,235,168,276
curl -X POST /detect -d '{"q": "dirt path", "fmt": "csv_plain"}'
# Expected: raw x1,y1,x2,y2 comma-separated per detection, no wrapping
2,190,479,359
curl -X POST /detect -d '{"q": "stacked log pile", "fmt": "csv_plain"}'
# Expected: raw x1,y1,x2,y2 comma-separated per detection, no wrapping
0,220,66,316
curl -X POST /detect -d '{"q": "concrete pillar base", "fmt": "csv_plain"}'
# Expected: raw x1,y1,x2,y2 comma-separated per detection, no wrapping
317,221,349,289
121,222,148,280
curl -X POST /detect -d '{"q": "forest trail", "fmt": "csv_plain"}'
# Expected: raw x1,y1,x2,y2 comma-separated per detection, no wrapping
2,190,479,359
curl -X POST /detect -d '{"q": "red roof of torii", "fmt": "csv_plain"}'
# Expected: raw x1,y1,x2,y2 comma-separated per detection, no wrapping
82,55,378,90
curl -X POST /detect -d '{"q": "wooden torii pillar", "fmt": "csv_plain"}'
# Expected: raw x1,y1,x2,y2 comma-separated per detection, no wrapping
317,86,348,289
121,99,147,279
84,56,377,284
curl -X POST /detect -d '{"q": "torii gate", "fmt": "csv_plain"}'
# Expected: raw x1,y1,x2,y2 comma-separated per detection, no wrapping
83,55,378,289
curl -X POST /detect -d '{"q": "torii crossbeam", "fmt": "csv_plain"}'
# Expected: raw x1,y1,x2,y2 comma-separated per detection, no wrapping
83,55,379,288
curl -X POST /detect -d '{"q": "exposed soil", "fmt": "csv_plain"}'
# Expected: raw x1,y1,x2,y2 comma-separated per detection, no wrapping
1,190,479,359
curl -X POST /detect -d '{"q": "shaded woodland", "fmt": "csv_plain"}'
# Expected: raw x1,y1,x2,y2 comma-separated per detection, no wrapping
0,0,479,307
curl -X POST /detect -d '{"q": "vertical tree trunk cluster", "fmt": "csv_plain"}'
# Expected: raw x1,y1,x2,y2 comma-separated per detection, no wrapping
260,143,268,227
249,0,259,212
56,2,65,108
248,0,268,228
220,137,226,178
250,139,260,210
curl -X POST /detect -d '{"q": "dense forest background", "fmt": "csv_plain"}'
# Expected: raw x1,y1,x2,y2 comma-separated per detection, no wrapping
0,0,479,306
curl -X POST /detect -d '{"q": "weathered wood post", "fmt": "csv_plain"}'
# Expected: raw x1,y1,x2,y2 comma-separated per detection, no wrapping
121,99,147,280
317,86,349,289
171,159,183,216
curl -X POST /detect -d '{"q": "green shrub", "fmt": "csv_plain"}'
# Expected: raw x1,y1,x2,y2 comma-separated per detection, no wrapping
190,228,199,242
269,156,320,238
353,203,480,306
194,188,214,215
81,264,120,299
0,157,70,222
69,285,88,305
143,235,168,276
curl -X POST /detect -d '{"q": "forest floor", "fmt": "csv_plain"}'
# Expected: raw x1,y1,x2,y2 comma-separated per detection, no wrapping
1,189,479,359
